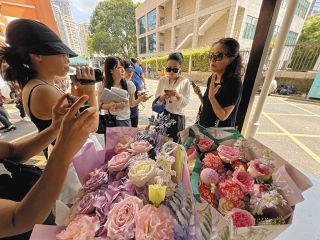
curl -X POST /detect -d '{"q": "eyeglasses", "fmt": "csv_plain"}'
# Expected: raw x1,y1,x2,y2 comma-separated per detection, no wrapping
165,67,179,73
208,52,225,62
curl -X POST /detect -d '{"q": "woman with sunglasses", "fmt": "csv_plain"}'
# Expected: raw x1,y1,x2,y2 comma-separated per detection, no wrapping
193,38,243,128
155,52,191,142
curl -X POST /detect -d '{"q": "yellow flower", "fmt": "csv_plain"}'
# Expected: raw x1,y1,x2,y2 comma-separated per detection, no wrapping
128,159,157,187
148,184,167,207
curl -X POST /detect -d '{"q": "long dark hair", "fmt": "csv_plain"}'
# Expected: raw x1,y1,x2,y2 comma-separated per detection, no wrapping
213,38,243,79
103,56,127,90
0,46,37,88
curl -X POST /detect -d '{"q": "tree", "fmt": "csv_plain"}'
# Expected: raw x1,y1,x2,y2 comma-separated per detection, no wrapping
298,14,320,42
88,0,137,58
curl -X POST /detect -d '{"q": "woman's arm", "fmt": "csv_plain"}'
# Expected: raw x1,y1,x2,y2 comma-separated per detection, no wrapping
0,95,96,237
173,79,191,109
0,94,70,163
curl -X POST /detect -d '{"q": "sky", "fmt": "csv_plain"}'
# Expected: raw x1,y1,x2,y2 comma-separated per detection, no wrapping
70,0,143,23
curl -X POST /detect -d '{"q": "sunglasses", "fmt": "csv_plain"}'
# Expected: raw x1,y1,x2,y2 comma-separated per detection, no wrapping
208,52,225,62
166,67,180,73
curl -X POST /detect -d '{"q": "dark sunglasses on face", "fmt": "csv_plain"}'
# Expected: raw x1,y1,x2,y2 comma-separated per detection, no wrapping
166,67,180,73
208,52,225,62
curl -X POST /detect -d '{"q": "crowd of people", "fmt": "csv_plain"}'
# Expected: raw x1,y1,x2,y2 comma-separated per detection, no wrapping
0,18,243,239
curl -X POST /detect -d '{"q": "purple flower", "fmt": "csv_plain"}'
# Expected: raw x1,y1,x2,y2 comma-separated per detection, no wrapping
84,168,108,192
75,191,98,215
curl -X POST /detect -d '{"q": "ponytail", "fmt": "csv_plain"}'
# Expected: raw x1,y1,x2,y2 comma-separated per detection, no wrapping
0,46,37,88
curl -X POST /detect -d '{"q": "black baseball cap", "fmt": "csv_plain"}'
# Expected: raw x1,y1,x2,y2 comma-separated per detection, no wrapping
123,59,135,72
5,19,77,58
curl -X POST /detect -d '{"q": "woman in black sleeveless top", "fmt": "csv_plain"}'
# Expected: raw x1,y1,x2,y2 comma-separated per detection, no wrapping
192,38,243,128
0,19,98,158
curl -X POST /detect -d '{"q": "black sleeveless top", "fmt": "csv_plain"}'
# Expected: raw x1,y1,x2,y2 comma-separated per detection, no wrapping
27,84,52,132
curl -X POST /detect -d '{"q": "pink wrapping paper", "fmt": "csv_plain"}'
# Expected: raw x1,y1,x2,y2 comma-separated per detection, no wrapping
105,127,139,161
73,142,106,185
30,225,65,240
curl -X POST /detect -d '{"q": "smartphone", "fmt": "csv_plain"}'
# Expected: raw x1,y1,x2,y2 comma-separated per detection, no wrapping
164,89,173,94
66,95,80,117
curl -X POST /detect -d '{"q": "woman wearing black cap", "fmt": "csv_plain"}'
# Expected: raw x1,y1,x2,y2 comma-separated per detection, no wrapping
192,38,243,128
0,19,98,157
154,52,191,142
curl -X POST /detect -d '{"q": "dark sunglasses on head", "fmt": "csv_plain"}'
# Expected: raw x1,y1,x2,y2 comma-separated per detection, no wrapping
208,52,225,62
166,67,180,73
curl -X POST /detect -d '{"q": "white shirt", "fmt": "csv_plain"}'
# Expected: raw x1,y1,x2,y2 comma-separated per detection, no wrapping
97,81,136,120
155,76,191,115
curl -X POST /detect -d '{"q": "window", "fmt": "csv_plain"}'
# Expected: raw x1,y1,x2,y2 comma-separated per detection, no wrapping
139,37,146,54
242,15,258,40
148,33,156,52
147,9,156,31
295,0,310,18
273,25,280,38
281,0,288,9
285,31,298,45
138,16,146,34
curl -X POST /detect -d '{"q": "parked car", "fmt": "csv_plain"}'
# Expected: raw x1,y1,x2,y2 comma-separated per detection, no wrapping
276,84,297,95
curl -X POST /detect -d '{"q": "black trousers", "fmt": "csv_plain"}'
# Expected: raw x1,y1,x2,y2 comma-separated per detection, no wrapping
164,109,185,142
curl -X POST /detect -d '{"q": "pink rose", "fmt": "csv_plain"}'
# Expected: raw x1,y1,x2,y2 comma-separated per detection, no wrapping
247,159,273,181
84,168,108,192
187,146,199,162
75,191,98,215
135,204,174,240
115,135,133,153
217,145,241,163
128,140,153,155
56,215,100,240
108,152,132,172
218,198,245,215
226,208,255,228
104,196,143,240
232,171,254,193
198,137,215,152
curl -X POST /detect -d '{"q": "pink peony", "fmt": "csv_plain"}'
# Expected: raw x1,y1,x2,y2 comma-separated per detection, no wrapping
56,215,100,240
200,168,219,185
135,204,174,240
198,137,215,152
247,159,273,181
84,168,108,192
219,180,244,204
115,135,133,153
202,152,223,170
226,208,255,228
108,152,132,172
232,171,254,193
217,145,241,163
104,196,143,240
128,140,153,155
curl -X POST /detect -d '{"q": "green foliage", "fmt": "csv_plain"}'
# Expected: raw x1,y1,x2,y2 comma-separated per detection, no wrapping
142,46,211,72
298,15,320,43
88,0,137,58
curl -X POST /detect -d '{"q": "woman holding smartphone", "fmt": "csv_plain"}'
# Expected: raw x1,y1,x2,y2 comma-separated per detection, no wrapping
192,38,243,128
154,52,191,142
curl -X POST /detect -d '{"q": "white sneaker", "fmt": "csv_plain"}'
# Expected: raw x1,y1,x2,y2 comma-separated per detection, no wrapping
21,117,31,122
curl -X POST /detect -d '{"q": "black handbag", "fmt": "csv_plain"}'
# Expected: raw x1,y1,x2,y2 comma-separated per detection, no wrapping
105,112,117,127
0,160,55,240
96,114,107,134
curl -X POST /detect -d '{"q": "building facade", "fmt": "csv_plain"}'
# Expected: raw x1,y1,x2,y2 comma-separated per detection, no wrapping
51,0,90,56
135,0,312,58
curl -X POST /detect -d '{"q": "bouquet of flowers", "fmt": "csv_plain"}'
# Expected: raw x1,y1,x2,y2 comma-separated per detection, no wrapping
180,125,312,240
50,124,216,240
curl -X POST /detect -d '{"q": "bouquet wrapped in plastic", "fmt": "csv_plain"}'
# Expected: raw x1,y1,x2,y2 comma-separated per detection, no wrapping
180,125,312,240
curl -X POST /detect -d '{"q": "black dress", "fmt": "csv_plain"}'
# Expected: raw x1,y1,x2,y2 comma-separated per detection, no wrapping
199,75,243,128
